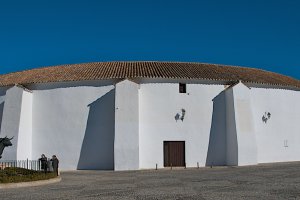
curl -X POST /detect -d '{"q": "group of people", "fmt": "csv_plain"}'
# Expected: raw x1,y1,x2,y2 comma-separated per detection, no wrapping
39,154,59,176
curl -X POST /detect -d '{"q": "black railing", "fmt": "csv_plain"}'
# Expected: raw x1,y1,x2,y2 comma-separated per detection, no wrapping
0,159,54,171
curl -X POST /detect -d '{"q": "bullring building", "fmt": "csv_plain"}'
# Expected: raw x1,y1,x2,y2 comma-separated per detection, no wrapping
0,61,299,170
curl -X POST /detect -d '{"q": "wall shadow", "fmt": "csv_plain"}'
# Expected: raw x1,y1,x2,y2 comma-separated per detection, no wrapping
206,91,227,166
0,102,4,133
225,89,238,166
77,89,115,170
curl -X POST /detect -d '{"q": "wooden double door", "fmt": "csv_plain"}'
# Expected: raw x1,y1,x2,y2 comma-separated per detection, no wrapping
164,141,185,167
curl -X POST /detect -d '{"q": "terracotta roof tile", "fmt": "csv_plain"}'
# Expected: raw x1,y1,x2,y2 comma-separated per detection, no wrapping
0,61,299,89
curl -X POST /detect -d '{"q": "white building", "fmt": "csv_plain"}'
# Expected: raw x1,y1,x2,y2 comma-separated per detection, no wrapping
0,61,299,171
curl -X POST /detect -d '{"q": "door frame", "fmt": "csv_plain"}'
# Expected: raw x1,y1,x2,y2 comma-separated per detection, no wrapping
163,141,186,167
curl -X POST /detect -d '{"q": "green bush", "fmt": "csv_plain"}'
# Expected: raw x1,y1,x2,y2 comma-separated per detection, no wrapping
0,167,57,183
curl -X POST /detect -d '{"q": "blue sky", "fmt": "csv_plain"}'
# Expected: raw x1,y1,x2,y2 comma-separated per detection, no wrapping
0,0,299,79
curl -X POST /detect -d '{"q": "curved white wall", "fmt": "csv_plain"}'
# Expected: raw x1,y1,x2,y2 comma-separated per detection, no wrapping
1,79,300,170
32,82,115,170
139,82,225,169
251,87,300,163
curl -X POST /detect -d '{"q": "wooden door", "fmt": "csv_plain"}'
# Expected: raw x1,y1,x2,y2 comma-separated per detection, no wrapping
164,141,185,167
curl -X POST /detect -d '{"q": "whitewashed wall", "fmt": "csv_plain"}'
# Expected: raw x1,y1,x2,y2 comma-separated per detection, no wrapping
114,80,139,170
231,83,258,166
32,81,115,170
17,90,33,160
0,86,33,160
251,87,300,163
139,82,225,169
0,87,7,134
0,86,24,160
206,90,227,166
225,88,238,166
1,78,299,170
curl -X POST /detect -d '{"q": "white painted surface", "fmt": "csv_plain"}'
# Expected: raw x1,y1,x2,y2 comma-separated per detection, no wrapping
232,83,258,166
225,88,238,166
0,78,299,170
17,90,33,160
0,86,24,160
0,88,7,133
114,80,139,170
32,82,115,170
139,83,225,169
206,90,227,166
251,87,300,163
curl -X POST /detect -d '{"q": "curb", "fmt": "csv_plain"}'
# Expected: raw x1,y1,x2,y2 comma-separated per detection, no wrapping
0,176,61,189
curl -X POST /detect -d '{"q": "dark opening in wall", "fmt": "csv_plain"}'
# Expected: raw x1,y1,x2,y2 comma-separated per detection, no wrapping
179,83,186,93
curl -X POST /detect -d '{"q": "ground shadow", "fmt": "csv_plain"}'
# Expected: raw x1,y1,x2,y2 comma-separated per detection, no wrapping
206,91,227,166
77,89,115,170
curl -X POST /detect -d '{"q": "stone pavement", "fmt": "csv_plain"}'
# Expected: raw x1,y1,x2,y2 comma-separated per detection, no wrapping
1,162,300,199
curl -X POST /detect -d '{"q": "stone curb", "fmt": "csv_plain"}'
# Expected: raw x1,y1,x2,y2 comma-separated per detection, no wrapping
0,176,61,189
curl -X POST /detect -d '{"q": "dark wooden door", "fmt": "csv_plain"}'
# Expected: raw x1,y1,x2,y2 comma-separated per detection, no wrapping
164,141,185,167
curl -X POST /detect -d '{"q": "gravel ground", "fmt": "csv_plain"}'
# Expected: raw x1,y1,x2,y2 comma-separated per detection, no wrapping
1,162,300,200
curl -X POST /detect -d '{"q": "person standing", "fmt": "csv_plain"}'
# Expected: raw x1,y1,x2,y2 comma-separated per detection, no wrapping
51,155,59,176
39,154,48,173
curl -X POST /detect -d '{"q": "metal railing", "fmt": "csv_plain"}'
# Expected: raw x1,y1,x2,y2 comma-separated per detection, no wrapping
0,159,53,171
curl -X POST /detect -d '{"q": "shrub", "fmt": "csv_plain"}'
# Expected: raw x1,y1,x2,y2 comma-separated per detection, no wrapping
0,167,57,183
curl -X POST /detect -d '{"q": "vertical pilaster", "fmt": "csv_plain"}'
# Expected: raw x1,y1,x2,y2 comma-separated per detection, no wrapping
232,83,258,166
0,86,32,160
17,90,33,160
0,86,24,160
114,80,139,170
225,88,238,165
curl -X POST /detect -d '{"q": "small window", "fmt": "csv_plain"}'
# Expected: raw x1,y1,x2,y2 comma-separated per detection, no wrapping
179,83,186,93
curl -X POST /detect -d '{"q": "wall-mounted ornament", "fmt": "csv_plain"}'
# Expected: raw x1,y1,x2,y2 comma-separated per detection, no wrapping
262,112,271,123
175,108,186,122
181,109,186,121
284,139,288,148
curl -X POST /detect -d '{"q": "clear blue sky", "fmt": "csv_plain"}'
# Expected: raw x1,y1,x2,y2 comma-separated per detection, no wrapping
0,0,299,79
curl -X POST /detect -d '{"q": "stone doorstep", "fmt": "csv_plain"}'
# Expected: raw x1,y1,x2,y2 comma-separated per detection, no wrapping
0,176,61,189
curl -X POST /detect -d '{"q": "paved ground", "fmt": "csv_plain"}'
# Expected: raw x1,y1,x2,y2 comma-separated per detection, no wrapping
1,162,300,199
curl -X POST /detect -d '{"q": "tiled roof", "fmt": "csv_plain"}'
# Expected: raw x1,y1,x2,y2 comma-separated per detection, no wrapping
0,61,299,89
